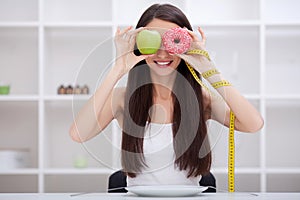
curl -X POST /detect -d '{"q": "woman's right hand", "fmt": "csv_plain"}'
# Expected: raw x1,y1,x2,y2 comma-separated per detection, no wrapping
114,26,153,77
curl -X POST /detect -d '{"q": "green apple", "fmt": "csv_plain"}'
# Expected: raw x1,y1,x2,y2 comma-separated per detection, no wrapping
136,30,161,54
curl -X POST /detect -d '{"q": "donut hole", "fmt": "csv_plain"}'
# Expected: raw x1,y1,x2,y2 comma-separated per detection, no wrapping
174,38,181,44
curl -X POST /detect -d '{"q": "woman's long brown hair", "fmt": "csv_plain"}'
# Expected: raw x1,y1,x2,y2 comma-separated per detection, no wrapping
121,4,212,178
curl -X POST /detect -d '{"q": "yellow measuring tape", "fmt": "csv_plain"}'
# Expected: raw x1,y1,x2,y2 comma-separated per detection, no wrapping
228,111,235,192
185,50,235,192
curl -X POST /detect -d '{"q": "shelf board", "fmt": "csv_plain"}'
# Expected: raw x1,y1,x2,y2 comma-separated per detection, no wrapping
0,95,92,101
43,21,112,28
193,20,261,27
44,168,114,175
117,20,261,28
0,22,39,27
43,94,259,101
265,21,300,26
266,168,300,174
212,167,300,174
244,94,261,100
0,95,39,101
211,167,261,174
0,168,39,175
43,95,90,101
264,94,300,100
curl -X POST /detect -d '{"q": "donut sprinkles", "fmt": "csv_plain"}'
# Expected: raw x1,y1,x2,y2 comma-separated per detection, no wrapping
162,27,192,54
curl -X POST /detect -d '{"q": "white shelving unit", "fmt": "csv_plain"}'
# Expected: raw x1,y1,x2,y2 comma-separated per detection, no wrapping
0,0,299,193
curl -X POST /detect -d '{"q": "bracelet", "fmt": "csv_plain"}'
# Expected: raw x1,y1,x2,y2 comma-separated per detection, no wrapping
186,49,211,61
202,68,220,79
212,80,231,89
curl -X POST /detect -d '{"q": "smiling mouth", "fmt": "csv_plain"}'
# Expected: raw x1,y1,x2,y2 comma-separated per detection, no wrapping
154,61,173,68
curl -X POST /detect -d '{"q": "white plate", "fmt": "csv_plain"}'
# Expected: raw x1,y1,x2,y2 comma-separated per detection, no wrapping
126,185,208,197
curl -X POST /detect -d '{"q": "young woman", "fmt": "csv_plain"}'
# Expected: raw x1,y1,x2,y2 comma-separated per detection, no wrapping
69,4,263,186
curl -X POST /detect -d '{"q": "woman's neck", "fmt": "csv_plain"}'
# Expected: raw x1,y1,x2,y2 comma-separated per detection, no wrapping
150,71,176,100
153,85,172,100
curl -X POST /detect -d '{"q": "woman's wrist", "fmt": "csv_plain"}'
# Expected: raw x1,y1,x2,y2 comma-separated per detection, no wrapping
205,73,223,84
110,63,127,81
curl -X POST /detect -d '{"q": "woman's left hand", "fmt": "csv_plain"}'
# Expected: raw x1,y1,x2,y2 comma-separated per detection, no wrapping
177,27,215,73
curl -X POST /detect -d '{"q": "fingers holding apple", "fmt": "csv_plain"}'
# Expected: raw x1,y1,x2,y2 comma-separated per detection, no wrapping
114,27,156,75
115,26,141,55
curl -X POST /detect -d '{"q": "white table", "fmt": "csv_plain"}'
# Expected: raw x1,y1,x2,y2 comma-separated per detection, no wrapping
0,193,300,200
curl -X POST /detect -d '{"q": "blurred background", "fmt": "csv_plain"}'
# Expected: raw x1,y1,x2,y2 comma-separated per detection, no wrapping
0,0,299,193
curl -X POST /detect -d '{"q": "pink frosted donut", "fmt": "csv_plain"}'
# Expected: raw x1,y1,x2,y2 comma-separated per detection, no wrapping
162,27,192,54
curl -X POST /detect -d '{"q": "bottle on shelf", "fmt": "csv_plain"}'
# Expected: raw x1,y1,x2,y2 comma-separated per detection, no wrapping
66,85,73,95
74,85,81,95
57,84,90,95
57,85,66,95
82,85,89,95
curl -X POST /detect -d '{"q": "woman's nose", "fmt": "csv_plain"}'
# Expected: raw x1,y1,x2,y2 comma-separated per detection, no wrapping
156,46,169,58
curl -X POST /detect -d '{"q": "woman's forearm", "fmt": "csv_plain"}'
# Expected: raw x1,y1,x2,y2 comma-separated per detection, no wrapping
69,65,123,142
207,72,264,133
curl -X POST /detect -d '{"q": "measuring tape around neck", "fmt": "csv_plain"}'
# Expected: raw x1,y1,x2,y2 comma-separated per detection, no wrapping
185,61,235,192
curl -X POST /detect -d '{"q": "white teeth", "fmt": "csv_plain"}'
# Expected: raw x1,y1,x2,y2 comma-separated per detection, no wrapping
156,61,171,65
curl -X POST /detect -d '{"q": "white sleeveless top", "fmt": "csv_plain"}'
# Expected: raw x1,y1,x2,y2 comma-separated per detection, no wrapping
127,122,201,186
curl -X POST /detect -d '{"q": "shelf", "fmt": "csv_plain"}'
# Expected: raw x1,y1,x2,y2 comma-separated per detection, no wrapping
0,0,38,22
0,169,39,175
264,94,300,100
0,174,38,193
265,99,300,168
0,102,38,168
265,26,300,95
43,27,113,95
213,167,300,174
214,173,260,192
115,0,185,25
43,0,112,23
265,22,300,26
43,95,90,101
0,95,39,101
44,168,113,175
193,20,261,27
209,100,261,168
267,174,300,192
117,21,261,28
43,22,112,28
44,174,109,193
264,0,300,23
0,22,39,27
266,168,300,174
199,26,260,94
0,27,38,95
44,101,114,169
211,167,261,174
188,0,260,23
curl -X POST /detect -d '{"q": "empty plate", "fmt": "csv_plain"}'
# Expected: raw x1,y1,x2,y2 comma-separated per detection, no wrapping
126,185,208,197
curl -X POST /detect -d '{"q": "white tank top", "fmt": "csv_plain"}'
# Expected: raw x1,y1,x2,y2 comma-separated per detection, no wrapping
127,122,201,186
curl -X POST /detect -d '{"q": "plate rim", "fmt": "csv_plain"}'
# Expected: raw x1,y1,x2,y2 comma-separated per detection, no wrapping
126,185,208,197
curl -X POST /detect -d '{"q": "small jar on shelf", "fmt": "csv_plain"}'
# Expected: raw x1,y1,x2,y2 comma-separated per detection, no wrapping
0,82,10,95
57,84,89,95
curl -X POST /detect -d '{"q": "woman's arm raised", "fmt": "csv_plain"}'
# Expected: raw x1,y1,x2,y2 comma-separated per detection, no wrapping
69,26,151,143
179,27,264,133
